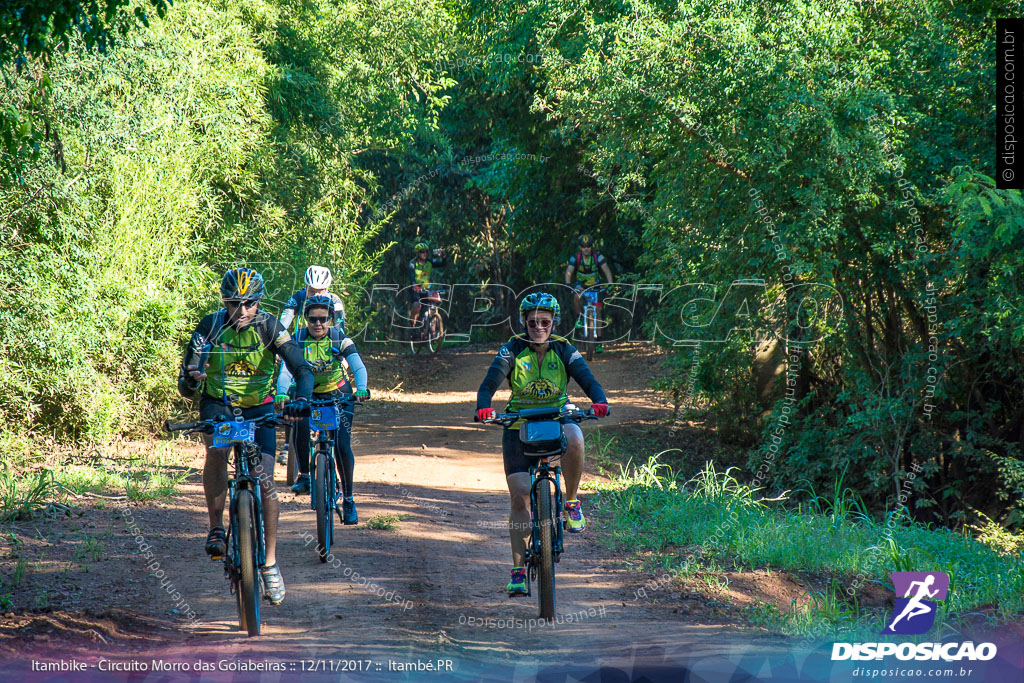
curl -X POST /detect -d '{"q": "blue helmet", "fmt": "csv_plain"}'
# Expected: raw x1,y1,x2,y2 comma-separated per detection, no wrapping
519,292,561,330
303,294,335,318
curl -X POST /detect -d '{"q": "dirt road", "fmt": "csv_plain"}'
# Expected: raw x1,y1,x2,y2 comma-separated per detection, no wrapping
0,345,792,677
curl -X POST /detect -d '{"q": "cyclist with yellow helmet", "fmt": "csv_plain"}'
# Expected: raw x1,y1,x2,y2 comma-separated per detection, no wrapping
565,235,614,350
475,292,610,596
408,241,446,329
177,267,314,605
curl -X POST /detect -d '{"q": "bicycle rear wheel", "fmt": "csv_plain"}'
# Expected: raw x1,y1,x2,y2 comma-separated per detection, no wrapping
314,450,330,562
537,479,556,621
236,490,261,636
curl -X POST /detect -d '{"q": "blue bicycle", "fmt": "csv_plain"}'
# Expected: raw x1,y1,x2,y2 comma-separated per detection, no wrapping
305,396,357,562
165,412,286,636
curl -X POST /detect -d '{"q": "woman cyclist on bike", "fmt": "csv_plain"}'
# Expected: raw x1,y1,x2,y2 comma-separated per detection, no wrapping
475,292,610,596
276,295,370,524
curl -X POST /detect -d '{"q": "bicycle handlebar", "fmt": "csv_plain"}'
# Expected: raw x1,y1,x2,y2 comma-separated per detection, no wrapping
476,406,603,426
164,412,288,436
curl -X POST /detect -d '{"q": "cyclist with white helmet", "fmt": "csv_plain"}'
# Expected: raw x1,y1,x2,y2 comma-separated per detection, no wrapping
475,292,610,596
280,265,347,335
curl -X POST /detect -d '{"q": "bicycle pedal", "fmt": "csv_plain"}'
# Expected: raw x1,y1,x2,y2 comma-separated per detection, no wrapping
209,554,224,561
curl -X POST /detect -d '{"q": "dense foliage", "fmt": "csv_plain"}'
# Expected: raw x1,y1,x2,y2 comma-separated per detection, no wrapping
2,0,1021,531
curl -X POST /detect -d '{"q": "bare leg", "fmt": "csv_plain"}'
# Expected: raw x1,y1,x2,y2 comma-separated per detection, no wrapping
561,423,585,501
203,443,231,529
253,452,280,566
507,473,532,566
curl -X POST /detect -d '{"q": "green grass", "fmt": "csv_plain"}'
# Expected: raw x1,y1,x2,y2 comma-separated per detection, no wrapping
584,456,1024,638
365,514,412,530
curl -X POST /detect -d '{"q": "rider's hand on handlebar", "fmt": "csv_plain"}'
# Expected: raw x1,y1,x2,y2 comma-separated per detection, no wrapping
591,402,610,418
283,397,310,421
476,408,496,422
274,394,290,412
187,363,209,381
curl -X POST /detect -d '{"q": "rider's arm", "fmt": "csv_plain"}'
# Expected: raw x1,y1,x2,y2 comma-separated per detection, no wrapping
408,260,418,287
476,342,517,410
331,292,346,333
177,315,215,398
565,256,576,286
339,338,368,391
264,316,314,400
279,290,301,332
276,362,294,397
560,343,608,404
599,255,614,284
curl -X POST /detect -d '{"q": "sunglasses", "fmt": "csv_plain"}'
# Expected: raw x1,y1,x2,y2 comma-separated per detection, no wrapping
306,315,331,325
527,319,552,329
226,299,258,309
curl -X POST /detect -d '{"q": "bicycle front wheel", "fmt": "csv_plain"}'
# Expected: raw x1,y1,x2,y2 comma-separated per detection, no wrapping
585,308,596,361
537,479,556,621
285,425,298,486
427,312,445,354
314,450,330,562
236,489,261,636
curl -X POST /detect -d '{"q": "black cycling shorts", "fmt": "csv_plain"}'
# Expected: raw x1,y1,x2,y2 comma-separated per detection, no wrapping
502,421,567,477
198,399,277,459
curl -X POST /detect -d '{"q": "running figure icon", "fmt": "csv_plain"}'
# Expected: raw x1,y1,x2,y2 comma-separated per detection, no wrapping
883,571,949,635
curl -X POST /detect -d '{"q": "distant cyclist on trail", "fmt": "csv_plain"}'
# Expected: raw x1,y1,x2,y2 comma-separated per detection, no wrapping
280,265,347,335
276,295,370,525
475,292,610,597
886,574,940,632
564,234,614,350
408,241,446,329
177,267,313,606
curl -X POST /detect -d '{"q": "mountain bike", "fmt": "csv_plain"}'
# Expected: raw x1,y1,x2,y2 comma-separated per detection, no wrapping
412,286,447,354
579,287,602,361
304,396,357,562
480,405,599,621
165,412,287,637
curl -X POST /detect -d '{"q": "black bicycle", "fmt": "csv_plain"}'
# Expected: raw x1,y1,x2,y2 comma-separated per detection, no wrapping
481,405,599,621
411,286,447,354
304,396,356,562
165,412,286,637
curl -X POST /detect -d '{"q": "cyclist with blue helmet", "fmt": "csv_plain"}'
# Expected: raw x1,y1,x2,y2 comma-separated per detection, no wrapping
475,292,610,596
177,267,314,605
276,295,370,524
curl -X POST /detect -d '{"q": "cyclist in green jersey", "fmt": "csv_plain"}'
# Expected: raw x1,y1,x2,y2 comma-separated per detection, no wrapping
276,295,370,524
475,292,610,596
177,267,314,605
408,241,446,329
565,234,614,352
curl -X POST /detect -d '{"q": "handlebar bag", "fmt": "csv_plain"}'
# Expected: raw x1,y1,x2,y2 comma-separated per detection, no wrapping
519,420,566,457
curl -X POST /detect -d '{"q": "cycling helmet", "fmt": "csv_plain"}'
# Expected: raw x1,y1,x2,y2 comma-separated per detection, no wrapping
303,294,335,319
304,265,332,288
221,267,265,301
414,241,429,253
578,234,594,248
519,292,561,330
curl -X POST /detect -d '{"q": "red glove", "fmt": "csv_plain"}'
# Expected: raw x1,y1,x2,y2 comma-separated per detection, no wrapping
476,408,496,422
591,402,610,418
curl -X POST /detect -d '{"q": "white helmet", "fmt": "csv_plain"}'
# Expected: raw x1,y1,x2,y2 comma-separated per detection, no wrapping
304,265,332,288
